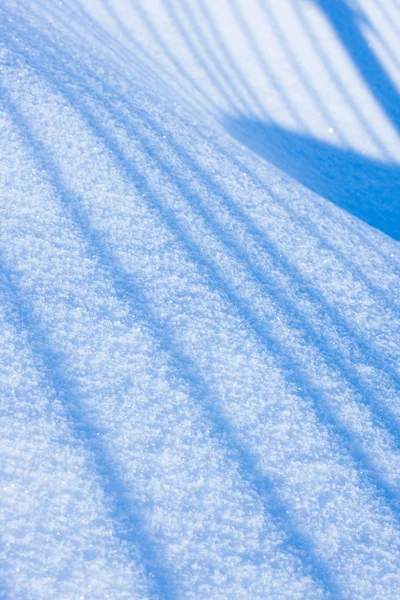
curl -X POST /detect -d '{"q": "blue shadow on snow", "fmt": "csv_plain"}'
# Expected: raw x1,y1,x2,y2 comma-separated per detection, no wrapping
311,0,400,132
224,118,400,241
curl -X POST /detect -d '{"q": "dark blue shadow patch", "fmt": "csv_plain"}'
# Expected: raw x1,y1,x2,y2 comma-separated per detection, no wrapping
225,118,400,241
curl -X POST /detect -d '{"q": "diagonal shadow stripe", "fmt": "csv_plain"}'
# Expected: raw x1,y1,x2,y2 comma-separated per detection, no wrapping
0,271,168,600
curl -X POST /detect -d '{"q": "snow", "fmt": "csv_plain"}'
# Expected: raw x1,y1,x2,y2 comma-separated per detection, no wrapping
0,1,399,599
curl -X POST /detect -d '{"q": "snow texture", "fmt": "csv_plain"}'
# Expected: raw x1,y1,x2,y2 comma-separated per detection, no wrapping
0,0,399,599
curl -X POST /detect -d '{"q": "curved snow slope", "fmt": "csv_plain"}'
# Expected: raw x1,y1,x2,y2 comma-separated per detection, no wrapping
0,2,399,599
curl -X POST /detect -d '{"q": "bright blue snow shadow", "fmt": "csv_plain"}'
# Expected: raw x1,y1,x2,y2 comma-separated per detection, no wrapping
223,0,400,241
225,118,400,241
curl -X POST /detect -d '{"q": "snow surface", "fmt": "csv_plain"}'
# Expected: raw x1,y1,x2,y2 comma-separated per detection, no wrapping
0,0,399,598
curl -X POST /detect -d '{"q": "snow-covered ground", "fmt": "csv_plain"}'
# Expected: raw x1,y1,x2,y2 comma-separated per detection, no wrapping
0,1,399,598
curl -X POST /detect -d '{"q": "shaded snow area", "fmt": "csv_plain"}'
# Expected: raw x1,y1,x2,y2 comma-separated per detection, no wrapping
1,0,400,598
